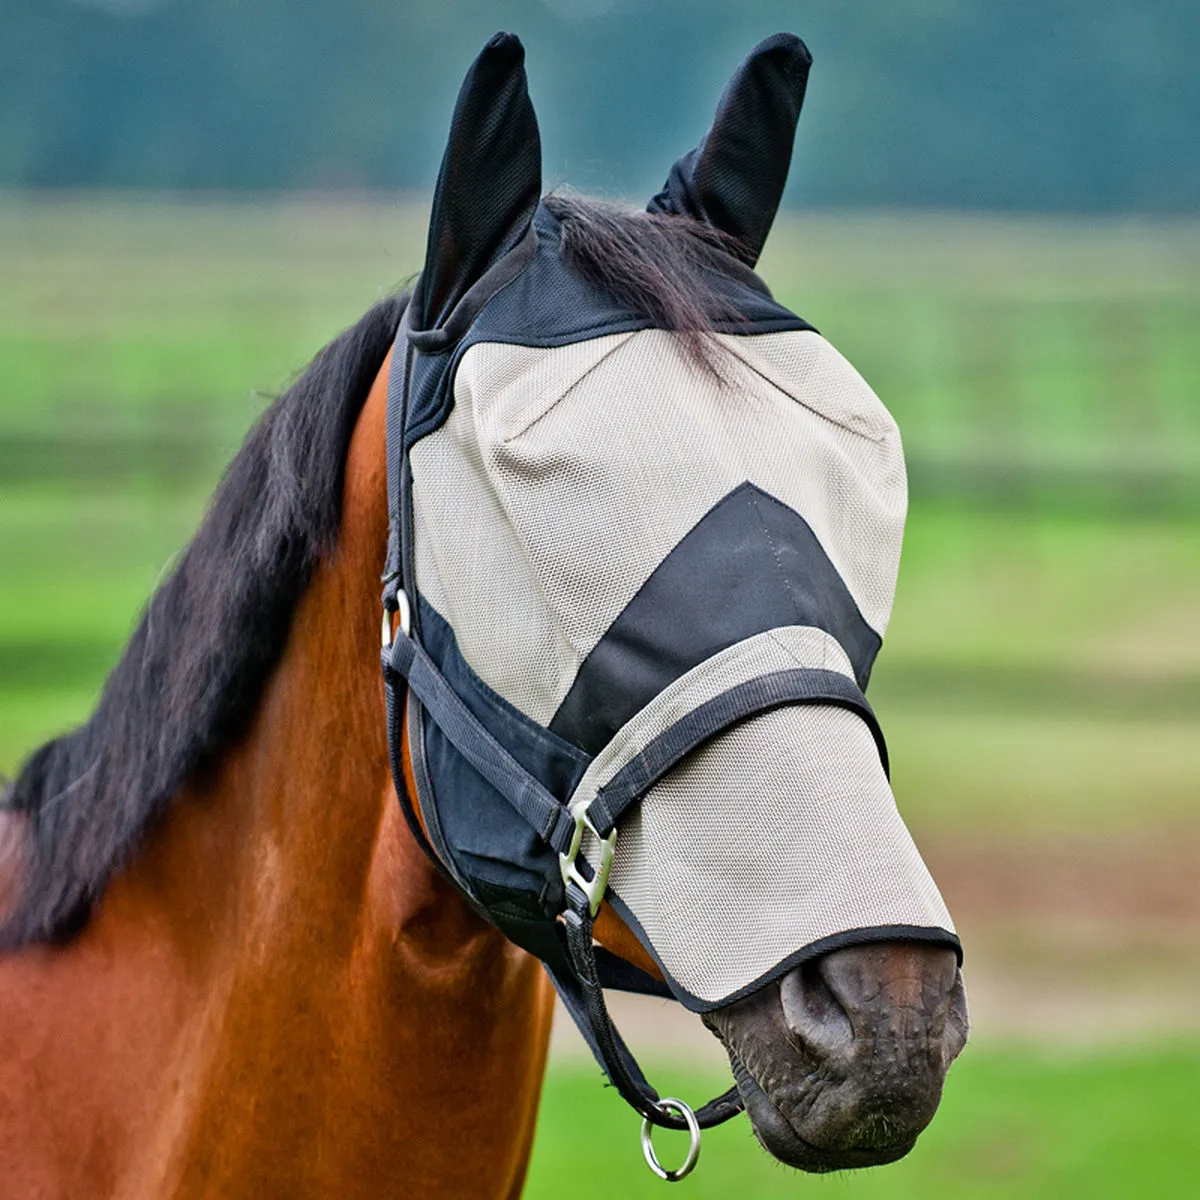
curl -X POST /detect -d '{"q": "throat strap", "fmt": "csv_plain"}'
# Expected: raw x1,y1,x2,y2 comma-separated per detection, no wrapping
562,882,743,1129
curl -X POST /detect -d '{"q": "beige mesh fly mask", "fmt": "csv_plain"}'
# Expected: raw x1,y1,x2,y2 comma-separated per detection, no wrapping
380,31,958,1153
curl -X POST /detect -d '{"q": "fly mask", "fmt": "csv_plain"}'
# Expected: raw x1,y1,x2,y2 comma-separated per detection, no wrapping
380,31,959,1176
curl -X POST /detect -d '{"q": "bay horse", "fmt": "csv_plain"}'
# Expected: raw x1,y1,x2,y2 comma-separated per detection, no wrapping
0,32,967,1198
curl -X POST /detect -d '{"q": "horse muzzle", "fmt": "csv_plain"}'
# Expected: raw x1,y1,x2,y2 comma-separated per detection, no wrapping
705,941,969,1172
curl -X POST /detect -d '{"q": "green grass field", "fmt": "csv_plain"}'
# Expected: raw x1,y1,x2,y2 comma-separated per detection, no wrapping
2,198,1198,497
528,1045,1200,1198
1,196,1197,1191
3,197,1197,811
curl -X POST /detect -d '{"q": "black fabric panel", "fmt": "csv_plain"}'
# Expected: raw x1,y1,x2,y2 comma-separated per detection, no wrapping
416,598,589,921
412,32,542,332
550,482,882,755
420,717,550,905
647,33,811,267
407,224,538,355
403,204,814,446
466,877,576,979
405,694,470,894
473,205,807,344
387,626,574,850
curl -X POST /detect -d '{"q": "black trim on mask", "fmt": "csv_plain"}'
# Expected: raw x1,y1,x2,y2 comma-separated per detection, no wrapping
551,482,883,755
605,885,963,1014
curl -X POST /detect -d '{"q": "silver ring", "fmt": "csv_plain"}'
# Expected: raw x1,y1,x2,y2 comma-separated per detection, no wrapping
395,589,412,636
381,589,413,648
640,1098,701,1182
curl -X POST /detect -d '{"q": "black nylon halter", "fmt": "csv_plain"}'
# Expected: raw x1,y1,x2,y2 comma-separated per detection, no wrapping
380,304,741,1132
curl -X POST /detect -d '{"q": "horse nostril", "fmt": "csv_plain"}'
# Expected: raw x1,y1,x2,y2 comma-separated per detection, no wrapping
779,959,854,1058
943,968,970,1067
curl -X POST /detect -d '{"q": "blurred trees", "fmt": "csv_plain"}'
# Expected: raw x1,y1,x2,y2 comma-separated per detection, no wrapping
1,0,1196,211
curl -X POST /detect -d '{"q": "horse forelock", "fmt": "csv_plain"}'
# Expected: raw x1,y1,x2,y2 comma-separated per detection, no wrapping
544,193,750,371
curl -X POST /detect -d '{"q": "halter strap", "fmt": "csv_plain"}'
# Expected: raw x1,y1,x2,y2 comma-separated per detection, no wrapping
562,881,743,1130
381,624,743,1129
382,597,888,1132
381,624,744,1128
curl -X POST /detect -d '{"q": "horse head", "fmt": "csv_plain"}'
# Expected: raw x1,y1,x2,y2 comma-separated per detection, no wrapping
385,31,968,1176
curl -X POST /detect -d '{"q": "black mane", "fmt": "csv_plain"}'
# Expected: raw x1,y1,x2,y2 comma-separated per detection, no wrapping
1,294,408,947
0,196,739,949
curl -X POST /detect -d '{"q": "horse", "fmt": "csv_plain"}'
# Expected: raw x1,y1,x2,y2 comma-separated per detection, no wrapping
0,32,968,1197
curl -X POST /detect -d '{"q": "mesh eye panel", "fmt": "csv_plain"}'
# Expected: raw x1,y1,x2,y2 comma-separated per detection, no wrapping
604,705,954,1007
410,327,905,727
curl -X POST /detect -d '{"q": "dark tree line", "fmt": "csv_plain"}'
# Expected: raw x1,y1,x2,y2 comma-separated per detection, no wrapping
2,0,1196,211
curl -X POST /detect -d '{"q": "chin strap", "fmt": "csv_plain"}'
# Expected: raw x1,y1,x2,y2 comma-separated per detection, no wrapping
561,880,743,1130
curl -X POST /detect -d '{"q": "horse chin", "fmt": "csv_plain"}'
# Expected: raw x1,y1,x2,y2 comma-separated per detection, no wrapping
726,1047,917,1173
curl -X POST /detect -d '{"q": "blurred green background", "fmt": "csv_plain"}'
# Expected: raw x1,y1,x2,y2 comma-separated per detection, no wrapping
2,1,1198,1195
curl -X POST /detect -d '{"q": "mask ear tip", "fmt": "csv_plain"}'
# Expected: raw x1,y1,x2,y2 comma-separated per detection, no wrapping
647,32,813,266
484,30,525,59
416,32,542,331
759,30,812,64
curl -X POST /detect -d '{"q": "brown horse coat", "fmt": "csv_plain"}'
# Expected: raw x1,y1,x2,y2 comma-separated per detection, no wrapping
0,352,557,1198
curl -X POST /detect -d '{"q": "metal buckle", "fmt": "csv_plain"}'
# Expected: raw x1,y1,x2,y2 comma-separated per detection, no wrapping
559,799,616,917
381,588,412,649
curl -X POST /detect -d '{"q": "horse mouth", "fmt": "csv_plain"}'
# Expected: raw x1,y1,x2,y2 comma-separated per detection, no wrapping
720,1051,916,1171
727,1047,917,1172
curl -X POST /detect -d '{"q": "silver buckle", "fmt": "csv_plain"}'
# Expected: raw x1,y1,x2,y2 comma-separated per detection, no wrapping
559,799,617,917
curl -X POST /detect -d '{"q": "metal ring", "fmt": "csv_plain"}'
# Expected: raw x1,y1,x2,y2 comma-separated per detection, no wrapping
381,589,413,648
395,589,412,636
640,1098,701,1182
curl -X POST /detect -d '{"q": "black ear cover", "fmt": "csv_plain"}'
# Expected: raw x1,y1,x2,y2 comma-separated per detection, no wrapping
414,32,542,330
648,32,811,267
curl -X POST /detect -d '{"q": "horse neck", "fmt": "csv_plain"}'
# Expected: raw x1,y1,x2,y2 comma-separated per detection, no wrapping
0,350,554,1199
